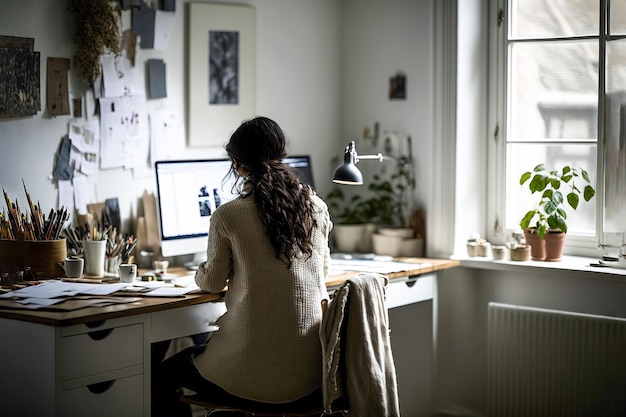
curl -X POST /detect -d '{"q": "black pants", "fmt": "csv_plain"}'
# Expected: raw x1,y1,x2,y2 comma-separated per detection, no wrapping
151,335,246,417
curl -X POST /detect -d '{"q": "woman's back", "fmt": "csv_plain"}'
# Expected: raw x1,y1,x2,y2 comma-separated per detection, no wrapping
194,193,332,403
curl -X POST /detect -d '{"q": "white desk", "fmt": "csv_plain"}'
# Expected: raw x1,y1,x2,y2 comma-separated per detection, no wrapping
0,258,458,417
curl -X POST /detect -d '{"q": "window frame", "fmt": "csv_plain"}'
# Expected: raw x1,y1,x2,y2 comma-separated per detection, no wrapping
486,0,612,258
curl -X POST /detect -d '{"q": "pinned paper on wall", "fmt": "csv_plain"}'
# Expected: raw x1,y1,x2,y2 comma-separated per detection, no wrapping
132,3,156,49
46,57,70,116
154,10,176,51
73,174,89,216
99,96,149,170
147,59,166,99
68,119,100,176
52,135,73,181
100,54,142,98
149,109,184,164
58,180,75,223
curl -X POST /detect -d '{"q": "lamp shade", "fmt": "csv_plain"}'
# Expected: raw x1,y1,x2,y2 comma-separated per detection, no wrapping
332,142,363,185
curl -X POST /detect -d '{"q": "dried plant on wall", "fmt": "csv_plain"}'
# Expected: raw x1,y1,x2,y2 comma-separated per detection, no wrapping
69,0,122,85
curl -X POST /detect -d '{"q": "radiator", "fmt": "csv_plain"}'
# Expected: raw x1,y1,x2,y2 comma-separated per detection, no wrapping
487,302,626,417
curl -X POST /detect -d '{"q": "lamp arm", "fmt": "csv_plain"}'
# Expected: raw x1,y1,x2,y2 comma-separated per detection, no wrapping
355,153,396,163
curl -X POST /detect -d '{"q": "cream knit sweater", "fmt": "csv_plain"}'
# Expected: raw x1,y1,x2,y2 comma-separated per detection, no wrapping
193,193,332,403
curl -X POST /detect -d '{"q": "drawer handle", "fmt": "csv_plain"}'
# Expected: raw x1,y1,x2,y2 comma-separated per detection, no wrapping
87,380,115,394
88,328,114,341
405,278,417,288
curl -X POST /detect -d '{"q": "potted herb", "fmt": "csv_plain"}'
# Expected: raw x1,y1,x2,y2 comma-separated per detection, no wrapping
367,153,415,228
519,163,595,261
325,188,377,253
368,156,424,257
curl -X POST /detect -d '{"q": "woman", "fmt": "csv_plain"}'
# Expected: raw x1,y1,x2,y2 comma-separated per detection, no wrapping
155,117,332,415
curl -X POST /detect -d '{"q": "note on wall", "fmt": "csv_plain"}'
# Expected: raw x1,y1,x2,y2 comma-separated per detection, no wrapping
99,96,149,170
68,119,100,177
46,57,70,116
149,109,184,163
100,54,142,98
147,59,166,99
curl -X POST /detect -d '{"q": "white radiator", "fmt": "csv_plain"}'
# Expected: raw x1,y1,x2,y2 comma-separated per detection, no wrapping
488,302,626,417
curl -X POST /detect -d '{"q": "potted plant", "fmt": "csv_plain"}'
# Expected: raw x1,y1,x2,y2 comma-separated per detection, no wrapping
519,163,595,261
368,156,424,257
325,188,378,253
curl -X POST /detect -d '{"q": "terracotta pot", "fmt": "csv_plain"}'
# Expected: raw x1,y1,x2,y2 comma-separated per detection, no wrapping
523,229,546,261
544,231,566,261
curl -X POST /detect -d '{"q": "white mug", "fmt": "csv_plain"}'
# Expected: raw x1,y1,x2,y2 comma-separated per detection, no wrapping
63,258,84,278
118,263,137,283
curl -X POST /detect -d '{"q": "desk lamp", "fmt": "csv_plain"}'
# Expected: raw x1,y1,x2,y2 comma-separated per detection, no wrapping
332,141,395,185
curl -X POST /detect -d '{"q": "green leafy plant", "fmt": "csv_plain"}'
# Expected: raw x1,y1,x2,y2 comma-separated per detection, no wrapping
519,163,595,239
368,156,415,227
325,188,377,224
327,155,415,227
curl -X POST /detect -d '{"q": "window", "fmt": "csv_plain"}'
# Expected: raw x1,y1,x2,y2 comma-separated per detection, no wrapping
489,0,626,255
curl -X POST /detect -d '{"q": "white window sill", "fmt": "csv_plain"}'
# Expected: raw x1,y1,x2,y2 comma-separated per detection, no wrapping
455,255,626,280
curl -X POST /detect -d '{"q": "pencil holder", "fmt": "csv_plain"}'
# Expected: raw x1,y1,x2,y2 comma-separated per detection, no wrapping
82,240,107,277
0,237,67,279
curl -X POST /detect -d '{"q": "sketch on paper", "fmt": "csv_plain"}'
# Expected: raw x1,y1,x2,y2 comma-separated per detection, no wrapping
208,31,239,105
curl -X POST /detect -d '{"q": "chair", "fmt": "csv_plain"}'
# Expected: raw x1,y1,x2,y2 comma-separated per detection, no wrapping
180,390,349,416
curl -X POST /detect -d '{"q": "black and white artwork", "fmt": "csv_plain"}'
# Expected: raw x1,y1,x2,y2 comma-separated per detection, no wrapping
187,3,255,147
209,31,239,105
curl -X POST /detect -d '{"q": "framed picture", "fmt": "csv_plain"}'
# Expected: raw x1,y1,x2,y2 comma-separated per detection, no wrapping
187,3,256,147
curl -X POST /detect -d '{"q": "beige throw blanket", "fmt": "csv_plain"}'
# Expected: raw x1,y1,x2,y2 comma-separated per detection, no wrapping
320,273,400,417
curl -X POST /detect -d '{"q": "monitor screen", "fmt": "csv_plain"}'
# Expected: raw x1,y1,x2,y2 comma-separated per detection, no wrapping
284,155,315,189
155,159,238,258
155,155,315,259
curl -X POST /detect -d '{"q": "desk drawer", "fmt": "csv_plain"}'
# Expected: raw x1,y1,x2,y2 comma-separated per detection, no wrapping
59,373,143,417
151,301,226,342
386,273,434,308
61,323,144,381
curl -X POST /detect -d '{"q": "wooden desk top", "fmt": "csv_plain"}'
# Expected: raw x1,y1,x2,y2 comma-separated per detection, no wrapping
0,257,458,327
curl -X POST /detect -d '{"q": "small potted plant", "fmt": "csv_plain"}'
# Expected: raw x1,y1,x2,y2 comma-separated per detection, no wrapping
368,156,424,257
519,163,595,261
325,188,377,253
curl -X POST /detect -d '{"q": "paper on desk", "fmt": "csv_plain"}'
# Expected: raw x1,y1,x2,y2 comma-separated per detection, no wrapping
172,274,200,289
0,281,127,299
144,287,196,297
329,259,431,275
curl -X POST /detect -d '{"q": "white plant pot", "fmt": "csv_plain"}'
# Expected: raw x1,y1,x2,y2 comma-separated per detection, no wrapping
378,227,415,238
333,223,376,253
372,233,424,257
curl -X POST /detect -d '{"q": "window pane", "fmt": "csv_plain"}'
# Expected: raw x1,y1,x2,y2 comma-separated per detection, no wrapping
509,41,598,141
610,0,626,36
506,144,597,234
511,0,598,39
604,38,626,232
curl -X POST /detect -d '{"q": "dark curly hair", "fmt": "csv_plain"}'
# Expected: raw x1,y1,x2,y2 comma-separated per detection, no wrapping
225,117,316,268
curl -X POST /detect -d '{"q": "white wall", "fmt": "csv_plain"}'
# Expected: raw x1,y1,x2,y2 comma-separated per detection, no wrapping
0,0,343,232
342,0,433,213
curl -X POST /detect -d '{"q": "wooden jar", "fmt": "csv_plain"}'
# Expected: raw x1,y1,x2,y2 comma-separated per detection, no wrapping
0,238,66,279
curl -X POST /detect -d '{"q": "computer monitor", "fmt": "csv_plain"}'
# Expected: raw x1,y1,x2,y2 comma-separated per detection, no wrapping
155,155,315,259
155,158,238,258
283,155,315,189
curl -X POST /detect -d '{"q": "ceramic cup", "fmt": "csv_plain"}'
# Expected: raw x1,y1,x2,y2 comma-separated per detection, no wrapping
82,240,107,277
153,260,169,274
63,257,84,278
119,263,137,283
